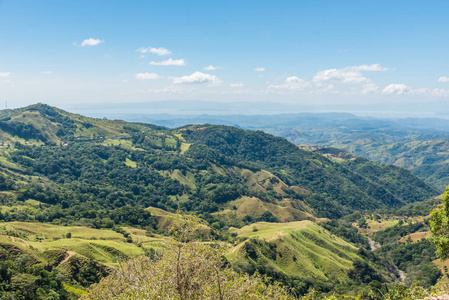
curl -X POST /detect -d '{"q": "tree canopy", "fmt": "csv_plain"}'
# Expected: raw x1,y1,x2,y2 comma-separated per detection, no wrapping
429,187,449,260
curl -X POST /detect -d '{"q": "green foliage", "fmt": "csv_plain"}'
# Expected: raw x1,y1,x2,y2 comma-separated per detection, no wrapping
347,260,382,284
0,254,69,299
383,282,430,300
320,220,369,248
262,116,449,191
0,106,437,228
376,229,441,287
429,187,449,260
227,221,388,296
82,214,296,300
357,217,368,228
182,125,437,218
373,220,427,245
58,255,110,288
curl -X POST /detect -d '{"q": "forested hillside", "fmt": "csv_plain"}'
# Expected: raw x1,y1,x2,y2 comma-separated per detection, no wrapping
0,104,442,299
135,112,449,191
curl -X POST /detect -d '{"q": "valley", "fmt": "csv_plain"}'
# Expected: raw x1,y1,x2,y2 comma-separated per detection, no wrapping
0,104,447,299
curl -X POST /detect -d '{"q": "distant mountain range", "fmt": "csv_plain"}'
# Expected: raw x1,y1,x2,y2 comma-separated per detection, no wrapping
82,109,449,191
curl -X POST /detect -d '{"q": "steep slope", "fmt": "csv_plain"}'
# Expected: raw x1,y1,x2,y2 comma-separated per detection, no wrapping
325,139,449,191
227,221,397,294
134,111,449,191
0,104,436,223
256,118,449,192
181,125,438,218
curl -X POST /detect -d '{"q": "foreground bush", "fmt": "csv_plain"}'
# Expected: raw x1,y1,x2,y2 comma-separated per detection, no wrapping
82,215,296,300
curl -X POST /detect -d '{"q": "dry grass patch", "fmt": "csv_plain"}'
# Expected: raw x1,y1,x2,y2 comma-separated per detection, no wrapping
0,222,125,241
399,231,431,243
215,196,315,223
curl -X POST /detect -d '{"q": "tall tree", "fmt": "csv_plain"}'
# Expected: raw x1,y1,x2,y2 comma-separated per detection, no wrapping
429,187,449,260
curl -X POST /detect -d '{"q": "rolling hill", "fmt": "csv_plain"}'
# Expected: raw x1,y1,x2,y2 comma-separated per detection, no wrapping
0,104,441,298
121,111,449,191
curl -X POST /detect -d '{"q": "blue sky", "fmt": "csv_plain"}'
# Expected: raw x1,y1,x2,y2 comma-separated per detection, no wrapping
1,0,449,116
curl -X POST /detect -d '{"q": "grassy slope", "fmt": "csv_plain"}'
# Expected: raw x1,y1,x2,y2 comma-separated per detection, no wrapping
214,196,316,223
227,221,360,282
0,222,161,266
182,124,438,217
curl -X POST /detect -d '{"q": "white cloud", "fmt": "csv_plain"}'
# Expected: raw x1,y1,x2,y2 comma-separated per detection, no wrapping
81,38,103,47
40,71,52,75
149,58,186,66
438,76,449,83
136,72,160,80
0,72,10,77
351,64,388,72
204,65,221,71
314,68,365,84
429,88,449,97
382,84,411,95
255,67,265,72
171,72,220,85
313,64,388,84
137,47,172,56
268,76,310,90
382,84,449,97
230,82,244,88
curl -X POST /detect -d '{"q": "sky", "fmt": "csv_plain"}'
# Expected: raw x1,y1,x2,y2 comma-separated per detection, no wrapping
1,0,449,117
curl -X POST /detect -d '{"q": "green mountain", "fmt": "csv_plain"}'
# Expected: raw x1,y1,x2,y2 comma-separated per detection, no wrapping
0,104,440,298
0,104,437,220
318,138,449,191
124,111,449,191
182,124,437,216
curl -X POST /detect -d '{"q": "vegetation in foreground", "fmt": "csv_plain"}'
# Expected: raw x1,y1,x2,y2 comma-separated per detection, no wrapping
82,213,449,300
82,215,297,300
